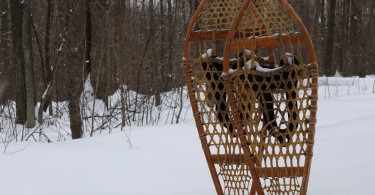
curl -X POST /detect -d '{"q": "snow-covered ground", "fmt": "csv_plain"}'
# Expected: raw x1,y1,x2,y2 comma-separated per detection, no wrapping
1,76,375,195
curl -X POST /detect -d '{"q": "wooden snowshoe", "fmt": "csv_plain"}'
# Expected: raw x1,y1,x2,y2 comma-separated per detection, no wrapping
183,0,318,194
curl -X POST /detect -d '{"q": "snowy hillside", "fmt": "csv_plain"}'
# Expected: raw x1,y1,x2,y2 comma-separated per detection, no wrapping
1,76,375,195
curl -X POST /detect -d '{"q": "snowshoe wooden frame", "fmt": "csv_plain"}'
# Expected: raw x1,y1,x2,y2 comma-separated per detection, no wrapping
183,0,318,194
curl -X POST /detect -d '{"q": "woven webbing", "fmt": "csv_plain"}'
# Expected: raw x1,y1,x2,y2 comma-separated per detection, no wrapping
224,63,316,194
184,0,318,194
198,0,245,31
238,0,297,35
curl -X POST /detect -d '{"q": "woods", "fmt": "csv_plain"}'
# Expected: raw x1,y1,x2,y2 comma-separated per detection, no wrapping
291,0,375,77
0,0,374,140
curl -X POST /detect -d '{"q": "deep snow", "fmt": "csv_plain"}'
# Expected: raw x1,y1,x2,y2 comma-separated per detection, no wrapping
1,76,375,195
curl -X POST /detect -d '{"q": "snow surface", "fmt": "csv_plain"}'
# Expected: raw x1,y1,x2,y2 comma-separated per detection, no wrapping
202,49,213,59
1,76,375,195
245,59,283,72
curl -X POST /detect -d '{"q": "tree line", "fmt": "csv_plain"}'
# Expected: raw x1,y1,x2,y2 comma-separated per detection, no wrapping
0,0,198,140
0,0,374,139
290,0,375,77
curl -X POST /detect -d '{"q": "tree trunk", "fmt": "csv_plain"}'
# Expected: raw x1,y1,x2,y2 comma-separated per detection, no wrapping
349,0,361,76
65,0,84,139
22,0,36,128
45,0,53,84
160,0,165,91
148,0,161,106
10,0,27,124
337,0,349,75
367,2,375,74
166,0,174,89
85,0,92,78
323,0,336,76
0,0,10,71
0,0,13,105
38,0,54,120
68,91,83,139
312,0,325,75
356,2,366,78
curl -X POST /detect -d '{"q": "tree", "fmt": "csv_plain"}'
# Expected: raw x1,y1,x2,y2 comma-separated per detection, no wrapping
38,0,54,124
323,0,337,76
23,0,36,128
0,0,13,104
10,0,27,124
64,0,86,139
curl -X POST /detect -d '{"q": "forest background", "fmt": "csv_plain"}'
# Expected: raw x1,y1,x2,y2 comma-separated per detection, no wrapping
0,0,374,139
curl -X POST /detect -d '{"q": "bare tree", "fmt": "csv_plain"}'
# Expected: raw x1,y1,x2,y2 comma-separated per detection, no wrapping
10,0,26,124
64,0,86,139
323,0,337,76
23,0,36,128
0,0,13,104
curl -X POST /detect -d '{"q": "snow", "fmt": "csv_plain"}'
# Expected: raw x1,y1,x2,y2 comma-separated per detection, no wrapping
246,59,259,70
245,59,282,72
228,68,236,74
41,83,51,99
311,94,375,195
202,49,213,59
0,124,212,195
285,52,294,65
1,76,375,195
243,49,251,58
